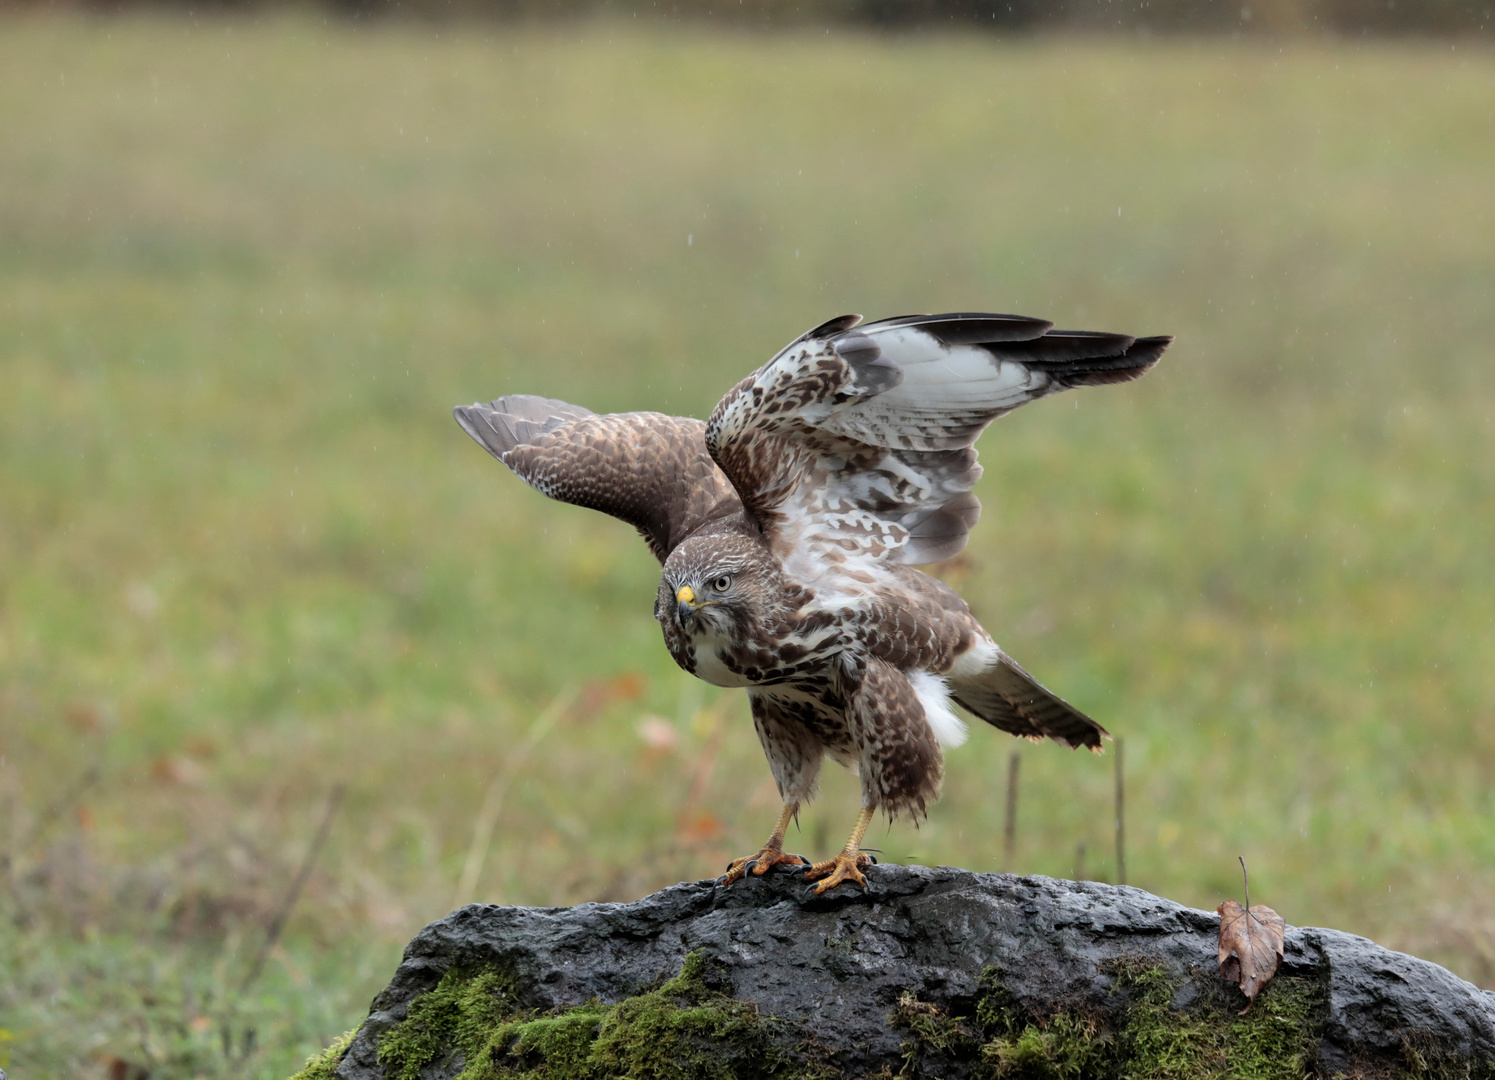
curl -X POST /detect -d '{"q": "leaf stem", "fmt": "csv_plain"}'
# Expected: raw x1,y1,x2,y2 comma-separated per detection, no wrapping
1239,855,1252,946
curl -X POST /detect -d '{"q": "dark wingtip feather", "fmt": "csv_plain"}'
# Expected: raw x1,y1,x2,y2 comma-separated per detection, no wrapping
1052,719,1111,751
805,313,864,339
1016,331,1172,388
1058,334,1171,387
770,314,863,360
862,311,1054,344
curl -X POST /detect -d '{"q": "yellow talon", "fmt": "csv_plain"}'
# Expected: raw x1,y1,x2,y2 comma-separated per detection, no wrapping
720,803,802,886
804,806,877,894
805,851,873,894
721,845,808,885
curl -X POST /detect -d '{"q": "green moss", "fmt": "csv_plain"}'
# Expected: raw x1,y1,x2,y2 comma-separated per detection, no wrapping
1113,958,1326,1080
1396,1030,1495,1080
889,962,1326,1080
891,991,980,1077
288,1029,356,1080
375,952,801,1080
972,969,1116,1080
1219,980,1325,1079
981,1012,1114,1080
1127,962,1327,1080
369,952,1411,1080
893,976,1113,1080
493,1008,609,1077
1111,962,1222,1080
377,968,516,1080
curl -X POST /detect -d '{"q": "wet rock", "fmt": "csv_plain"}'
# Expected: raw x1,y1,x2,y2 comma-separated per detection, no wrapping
334,865,1495,1078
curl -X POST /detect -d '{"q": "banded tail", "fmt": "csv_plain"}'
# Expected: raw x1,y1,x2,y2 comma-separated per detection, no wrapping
948,646,1108,751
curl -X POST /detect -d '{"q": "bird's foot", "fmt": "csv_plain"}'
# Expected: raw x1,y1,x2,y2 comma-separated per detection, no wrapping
720,845,809,886
804,850,875,894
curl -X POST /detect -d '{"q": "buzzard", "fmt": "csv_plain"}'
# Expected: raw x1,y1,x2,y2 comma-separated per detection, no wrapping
455,312,1169,893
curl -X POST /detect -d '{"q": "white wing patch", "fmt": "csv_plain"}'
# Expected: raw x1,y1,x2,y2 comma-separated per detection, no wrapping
945,633,1001,682
815,326,1056,452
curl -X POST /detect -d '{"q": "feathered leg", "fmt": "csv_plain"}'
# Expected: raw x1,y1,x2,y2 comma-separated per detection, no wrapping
851,657,944,819
805,659,943,894
721,691,828,885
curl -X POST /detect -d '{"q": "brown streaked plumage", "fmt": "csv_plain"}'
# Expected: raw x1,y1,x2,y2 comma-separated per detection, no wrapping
455,311,1170,892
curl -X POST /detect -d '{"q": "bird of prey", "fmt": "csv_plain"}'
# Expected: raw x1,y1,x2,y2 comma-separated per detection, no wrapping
455,312,1169,893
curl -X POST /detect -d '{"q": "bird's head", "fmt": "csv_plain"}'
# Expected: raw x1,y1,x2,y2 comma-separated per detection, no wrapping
657,531,776,635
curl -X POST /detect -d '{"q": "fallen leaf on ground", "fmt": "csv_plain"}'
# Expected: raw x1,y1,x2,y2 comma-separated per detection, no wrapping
150,754,208,788
1218,898,1286,1010
635,715,679,753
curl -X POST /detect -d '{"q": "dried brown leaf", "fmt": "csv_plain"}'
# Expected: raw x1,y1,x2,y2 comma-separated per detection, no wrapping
1217,898,1286,1010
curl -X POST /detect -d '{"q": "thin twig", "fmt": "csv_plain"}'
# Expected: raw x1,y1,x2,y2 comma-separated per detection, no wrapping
4,762,101,927
0,755,29,926
240,783,344,995
1114,738,1126,886
18,763,101,852
450,689,575,912
1002,750,1020,873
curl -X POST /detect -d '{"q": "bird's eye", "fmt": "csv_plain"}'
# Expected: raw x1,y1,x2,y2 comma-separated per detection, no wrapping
711,574,733,592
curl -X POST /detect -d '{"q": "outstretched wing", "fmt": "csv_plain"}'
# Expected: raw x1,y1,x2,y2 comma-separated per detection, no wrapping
705,312,1169,570
455,395,741,563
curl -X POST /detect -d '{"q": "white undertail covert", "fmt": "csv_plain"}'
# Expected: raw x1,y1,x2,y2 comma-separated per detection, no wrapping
908,669,967,748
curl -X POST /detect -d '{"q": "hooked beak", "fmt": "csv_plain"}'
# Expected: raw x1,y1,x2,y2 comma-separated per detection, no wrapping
675,585,697,625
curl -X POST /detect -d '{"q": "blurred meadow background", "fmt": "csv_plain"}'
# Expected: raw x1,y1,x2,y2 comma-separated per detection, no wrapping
1,7,1493,1078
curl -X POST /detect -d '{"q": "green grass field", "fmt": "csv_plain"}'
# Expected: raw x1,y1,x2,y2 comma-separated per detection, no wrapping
1,15,1493,1078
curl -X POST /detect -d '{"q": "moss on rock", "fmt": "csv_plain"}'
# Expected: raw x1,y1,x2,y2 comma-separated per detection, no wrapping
289,1029,356,1080
887,960,1326,1080
374,952,807,1080
361,953,1340,1080
892,971,1114,1080
377,968,515,1080
1110,958,1324,1080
